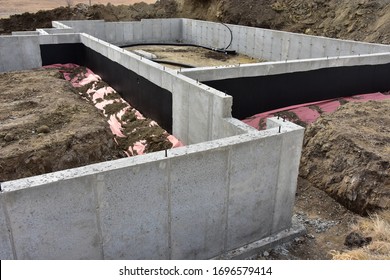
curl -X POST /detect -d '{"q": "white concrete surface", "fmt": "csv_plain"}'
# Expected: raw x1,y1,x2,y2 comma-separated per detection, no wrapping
0,35,42,72
181,53,390,81
1,118,303,260
56,19,183,46
181,19,390,61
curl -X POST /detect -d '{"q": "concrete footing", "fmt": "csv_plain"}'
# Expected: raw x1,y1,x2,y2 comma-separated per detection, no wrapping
214,217,306,260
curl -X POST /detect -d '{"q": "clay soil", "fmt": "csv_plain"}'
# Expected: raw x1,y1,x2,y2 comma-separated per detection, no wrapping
125,45,263,69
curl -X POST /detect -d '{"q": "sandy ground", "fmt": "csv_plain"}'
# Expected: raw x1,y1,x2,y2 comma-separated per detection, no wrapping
0,0,156,18
125,45,264,69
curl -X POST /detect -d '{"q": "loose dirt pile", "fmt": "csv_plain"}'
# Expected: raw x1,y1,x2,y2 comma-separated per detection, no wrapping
0,66,180,182
0,69,123,182
300,100,390,215
0,1,156,19
46,64,180,156
0,1,178,34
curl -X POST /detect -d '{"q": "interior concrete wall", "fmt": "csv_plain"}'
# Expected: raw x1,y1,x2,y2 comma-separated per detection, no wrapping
181,19,390,61
54,19,183,46
0,35,42,73
181,52,390,81
79,33,234,145
0,118,304,260
53,18,390,62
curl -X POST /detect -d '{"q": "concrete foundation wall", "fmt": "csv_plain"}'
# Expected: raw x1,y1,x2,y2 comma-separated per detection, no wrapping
181,19,390,61
55,19,183,46
79,33,234,145
181,52,390,81
0,119,304,260
0,35,42,73
53,18,390,62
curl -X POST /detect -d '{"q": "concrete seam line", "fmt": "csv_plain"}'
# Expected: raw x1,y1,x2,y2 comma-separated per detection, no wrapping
93,175,105,259
1,194,17,259
167,158,172,260
223,147,232,252
208,94,213,141
270,133,284,236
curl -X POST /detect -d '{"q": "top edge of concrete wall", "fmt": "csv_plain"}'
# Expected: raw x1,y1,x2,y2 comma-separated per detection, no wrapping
181,52,390,81
183,18,390,49
1,118,302,192
53,18,389,47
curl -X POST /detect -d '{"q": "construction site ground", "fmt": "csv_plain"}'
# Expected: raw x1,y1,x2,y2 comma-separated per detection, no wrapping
0,0,389,260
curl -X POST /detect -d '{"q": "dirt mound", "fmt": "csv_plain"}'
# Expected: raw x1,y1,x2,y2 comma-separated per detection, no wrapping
299,100,390,215
0,1,178,34
0,69,124,182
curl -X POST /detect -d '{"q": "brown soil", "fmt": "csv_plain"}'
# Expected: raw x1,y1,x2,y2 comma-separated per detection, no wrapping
0,0,175,33
0,66,175,182
300,101,390,215
0,68,124,182
0,1,156,19
125,45,263,69
255,100,390,260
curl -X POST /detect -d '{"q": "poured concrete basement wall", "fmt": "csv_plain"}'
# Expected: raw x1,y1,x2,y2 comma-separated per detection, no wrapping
53,19,183,46
181,19,390,61
0,119,303,260
0,35,42,72
53,18,390,60
77,33,234,144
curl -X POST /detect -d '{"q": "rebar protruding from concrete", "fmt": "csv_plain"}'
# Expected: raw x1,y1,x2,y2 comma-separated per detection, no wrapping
165,149,168,158
278,126,281,133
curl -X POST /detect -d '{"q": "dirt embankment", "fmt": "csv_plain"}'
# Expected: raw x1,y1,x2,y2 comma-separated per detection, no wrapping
0,0,178,34
300,100,390,215
0,69,124,182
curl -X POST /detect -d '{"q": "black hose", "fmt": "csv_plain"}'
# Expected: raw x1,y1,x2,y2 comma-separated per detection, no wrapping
221,23,233,51
121,24,237,56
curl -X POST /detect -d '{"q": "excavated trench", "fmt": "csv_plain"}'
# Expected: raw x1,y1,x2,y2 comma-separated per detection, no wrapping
0,64,181,182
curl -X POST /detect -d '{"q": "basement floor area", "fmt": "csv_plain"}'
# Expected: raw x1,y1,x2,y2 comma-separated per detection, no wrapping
124,45,265,69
